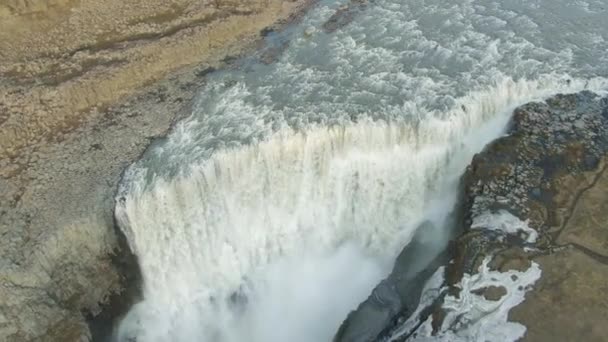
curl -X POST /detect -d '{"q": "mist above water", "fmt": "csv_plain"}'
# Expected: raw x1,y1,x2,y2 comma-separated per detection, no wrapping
115,0,608,340
115,121,487,341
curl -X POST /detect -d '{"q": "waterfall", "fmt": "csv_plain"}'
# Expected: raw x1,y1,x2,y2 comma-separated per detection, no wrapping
113,0,608,339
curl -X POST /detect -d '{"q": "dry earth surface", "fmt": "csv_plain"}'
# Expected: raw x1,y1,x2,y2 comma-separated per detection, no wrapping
0,0,311,340
511,163,608,341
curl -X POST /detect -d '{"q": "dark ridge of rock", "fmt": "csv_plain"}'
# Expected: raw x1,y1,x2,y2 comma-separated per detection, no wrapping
428,91,608,337
335,91,608,342
334,215,461,342
451,90,608,278
322,0,370,33
86,213,142,342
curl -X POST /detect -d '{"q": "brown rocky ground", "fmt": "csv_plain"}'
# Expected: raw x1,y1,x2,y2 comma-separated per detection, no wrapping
0,0,311,340
510,162,608,341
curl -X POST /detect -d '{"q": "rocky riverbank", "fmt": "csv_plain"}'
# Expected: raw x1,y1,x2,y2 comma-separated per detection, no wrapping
0,0,312,340
454,91,608,341
336,90,608,341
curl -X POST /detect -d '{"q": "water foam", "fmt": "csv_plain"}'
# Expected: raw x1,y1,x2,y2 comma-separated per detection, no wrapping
116,121,477,341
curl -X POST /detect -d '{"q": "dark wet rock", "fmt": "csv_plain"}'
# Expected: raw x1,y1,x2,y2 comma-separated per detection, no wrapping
259,41,291,64
260,26,276,37
471,285,507,301
335,280,402,342
195,67,217,78
87,216,142,342
456,91,608,258
335,220,453,342
322,0,370,33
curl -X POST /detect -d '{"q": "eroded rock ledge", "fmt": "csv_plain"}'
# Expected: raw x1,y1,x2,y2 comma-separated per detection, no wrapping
336,91,608,341
443,90,608,341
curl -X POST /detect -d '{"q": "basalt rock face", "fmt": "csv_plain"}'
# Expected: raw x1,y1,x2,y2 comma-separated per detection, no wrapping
0,1,311,341
450,90,608,280
437,91,608,340
322,0,370,34
336,91,608,341
335,221,456,342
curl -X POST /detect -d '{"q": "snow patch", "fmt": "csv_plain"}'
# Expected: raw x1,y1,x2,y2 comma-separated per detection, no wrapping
472,210,538,243
388,211,542,342
401,258,541,342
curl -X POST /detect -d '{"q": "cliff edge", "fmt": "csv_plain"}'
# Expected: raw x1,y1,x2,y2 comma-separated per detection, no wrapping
336,91,608,341
436,91,608,341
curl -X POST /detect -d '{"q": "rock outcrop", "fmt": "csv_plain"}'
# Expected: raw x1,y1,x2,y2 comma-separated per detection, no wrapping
336,91,608,341
321,0,369,34
433,91,608,340
0,0,312,340
334,221,452,342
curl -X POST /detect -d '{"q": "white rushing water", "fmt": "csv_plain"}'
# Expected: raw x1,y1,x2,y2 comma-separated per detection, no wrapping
115,0,608,341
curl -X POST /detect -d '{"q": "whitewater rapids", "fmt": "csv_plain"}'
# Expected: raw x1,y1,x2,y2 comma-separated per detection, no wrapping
114,0,608,341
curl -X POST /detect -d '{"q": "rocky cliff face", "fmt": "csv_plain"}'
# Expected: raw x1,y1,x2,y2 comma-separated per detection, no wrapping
449,90,608,276
336,91,608,341
460,91,608,341
0,0,311,341
431,90,608,341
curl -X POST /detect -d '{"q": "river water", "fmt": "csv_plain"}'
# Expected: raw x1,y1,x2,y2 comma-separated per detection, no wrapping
114,0,608,341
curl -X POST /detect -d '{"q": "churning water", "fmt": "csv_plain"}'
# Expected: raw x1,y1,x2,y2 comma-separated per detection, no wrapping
115,0,608,341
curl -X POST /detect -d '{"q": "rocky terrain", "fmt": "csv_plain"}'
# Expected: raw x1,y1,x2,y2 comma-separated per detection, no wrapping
336,91,608,341
446,91,608,342
0,0,311,341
